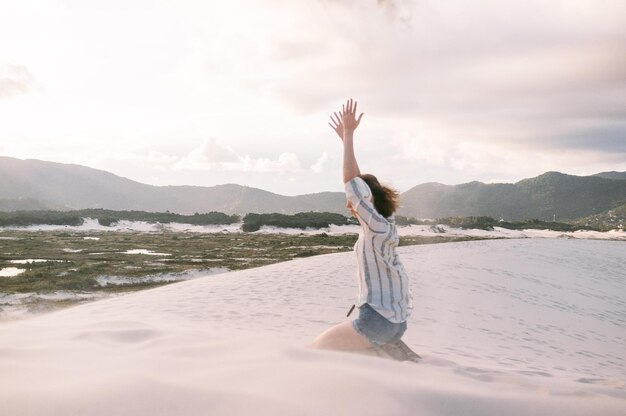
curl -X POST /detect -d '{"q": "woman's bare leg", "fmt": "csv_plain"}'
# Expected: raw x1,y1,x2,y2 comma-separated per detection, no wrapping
308,320,375,352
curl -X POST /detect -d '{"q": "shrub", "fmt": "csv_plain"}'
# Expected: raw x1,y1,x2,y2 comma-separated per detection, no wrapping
0,209,240,227
242,212,352,232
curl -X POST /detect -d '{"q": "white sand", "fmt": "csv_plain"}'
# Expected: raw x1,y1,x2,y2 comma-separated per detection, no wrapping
0,217,243,233
0,239,624,415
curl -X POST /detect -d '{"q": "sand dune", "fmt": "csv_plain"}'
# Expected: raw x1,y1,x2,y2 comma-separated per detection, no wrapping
0,239,624,415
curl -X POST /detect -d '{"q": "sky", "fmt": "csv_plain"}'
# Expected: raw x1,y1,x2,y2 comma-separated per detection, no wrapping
0,0,625,195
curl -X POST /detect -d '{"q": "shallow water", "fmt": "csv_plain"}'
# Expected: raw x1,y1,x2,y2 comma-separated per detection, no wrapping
124,249,171,256
9,259,64,264
0,267,25,277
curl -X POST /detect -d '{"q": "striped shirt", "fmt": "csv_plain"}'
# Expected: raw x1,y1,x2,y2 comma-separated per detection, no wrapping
345,177,413,323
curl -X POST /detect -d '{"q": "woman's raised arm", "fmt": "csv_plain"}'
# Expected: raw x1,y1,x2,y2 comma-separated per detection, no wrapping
328,98,364,183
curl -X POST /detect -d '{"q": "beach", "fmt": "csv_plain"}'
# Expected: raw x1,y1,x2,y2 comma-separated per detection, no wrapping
0,238,624,415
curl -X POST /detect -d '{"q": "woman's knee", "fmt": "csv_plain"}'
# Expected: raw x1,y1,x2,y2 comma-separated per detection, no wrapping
310,321,372,351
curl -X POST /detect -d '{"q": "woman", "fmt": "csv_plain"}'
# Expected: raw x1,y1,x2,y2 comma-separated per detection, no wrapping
309,99,417,360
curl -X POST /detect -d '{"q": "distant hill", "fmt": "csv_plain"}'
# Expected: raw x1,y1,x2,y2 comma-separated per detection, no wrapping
398,171,626,221
593,171,626,180
2,156,625,221
0,157,346,215
0,197,56,211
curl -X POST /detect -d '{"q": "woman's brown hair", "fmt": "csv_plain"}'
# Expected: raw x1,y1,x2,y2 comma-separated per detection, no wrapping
359,174,400,218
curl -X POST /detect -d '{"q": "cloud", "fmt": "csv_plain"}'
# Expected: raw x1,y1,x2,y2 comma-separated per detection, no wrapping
172,138,239,171
145,150,180,171
311,151,329,173
400,135,509,174
0,63,36,98
2,0,67,15
215,0,626,157
541,124,626,153
172,139,301,174
395,128,626,186
224,152,301,174
320,0,414,26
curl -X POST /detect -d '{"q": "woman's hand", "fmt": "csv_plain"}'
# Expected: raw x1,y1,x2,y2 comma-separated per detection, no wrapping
328,111,344,141
340,98,364,136
328,98,364,140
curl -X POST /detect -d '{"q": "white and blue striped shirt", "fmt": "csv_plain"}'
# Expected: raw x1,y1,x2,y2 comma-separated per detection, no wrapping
346,177,413,323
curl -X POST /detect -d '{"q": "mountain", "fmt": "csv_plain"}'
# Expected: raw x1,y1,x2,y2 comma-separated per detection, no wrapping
398,171,626,221
397,181,526,219
0,197,57,211
593,171,626,180
2,156,625,221
0,157,346,215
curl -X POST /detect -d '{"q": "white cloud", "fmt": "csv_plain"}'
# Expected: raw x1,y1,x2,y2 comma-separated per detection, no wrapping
0,63,36,98
219,0,626,154
223,152,301,174
395,130,626,186
400,136,508,176
311,152,329,173
2,0,66,15
144,151,179,171
172,139,301,174
172,138,239,171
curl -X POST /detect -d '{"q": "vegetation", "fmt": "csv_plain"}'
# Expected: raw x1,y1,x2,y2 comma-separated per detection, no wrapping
0,209,240,227
496,218,601,232
436,216,499,230
394,215,427,226
242,212,355,232
572,202,626,231
394,215,603,232
0,211,84,227
0,208,618,233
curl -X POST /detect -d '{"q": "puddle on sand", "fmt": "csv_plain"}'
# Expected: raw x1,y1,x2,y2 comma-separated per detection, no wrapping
9,259,64,264
0,267,25,277
124,249,171,256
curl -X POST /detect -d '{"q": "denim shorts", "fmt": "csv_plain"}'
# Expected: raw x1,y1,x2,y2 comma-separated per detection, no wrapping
352,303,407,347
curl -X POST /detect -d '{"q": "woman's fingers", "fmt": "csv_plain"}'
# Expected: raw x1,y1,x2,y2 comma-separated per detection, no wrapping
330,99,361,136
344,98,357,115
338,99,358,117
330,112,346,129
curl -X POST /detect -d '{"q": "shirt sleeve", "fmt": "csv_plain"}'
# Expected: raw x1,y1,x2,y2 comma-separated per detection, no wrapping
345,177,389,233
